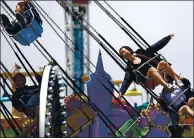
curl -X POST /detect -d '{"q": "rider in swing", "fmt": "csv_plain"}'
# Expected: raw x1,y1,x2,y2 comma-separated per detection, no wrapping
12,62,55,118
12,72,42,118
118,33,194,117
0,0,42,35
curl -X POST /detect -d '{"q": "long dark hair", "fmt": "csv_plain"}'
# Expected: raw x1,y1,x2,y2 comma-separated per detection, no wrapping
119,46,134,56
16,2,26,13
17,2,26,8
119,46,134,67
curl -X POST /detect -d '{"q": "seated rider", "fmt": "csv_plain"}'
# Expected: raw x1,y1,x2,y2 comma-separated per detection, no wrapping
0,0,42,35
161,86,194,126
161,76,194,118
12,72,42,118
119,34,184,96
178,97,194,117
23,0,43,25
119,33,194,118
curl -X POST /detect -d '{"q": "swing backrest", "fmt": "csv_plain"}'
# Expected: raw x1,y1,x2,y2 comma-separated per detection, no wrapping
10,4,43,46
161,87,187,110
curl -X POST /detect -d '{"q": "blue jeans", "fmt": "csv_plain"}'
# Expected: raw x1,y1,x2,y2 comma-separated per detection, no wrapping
26,94,39,108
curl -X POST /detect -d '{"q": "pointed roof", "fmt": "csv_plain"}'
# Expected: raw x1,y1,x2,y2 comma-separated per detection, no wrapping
95,50,104,72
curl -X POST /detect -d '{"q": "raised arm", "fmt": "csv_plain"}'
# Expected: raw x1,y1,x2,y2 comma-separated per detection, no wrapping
145,34,174,55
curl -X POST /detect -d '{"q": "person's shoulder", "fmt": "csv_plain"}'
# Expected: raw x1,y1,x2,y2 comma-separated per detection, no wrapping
135,49,145,54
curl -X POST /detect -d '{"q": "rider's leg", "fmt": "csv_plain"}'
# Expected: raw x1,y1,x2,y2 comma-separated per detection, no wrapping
25,94,39,119
5,23,22,35
178,105,194,117
147,67,174,92
1,14,22,35
26,93,39,108
157,61,184,87
0,14,12,27
16,13,27,28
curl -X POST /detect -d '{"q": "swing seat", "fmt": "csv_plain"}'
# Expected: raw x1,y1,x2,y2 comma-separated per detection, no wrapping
161,87,187,110
66,103,97,137
12,19,43,46
159,86,192,127
8,6,43,46
115,119,150,138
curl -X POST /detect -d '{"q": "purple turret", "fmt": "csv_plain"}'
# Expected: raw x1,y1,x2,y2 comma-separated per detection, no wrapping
87,50,113,137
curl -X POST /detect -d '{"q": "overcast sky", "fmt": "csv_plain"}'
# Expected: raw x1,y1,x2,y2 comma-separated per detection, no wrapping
1,1,193,106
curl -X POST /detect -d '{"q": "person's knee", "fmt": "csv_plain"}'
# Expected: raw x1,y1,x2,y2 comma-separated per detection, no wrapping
1,14,8,18
147,67,157,75
158,61,168,67
27,95,39,108
5,24,22,35
149,67,157,73
180,105,190,111
147,68,158,78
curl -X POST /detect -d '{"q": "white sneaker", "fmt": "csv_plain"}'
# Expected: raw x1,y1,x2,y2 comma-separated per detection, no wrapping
175,80,184,87
167,84,174,92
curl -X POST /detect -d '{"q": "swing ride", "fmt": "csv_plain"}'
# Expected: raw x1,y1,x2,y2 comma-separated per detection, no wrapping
0,0,193,138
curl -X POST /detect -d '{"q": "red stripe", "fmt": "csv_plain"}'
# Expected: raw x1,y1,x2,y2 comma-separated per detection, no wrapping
72,0,88,4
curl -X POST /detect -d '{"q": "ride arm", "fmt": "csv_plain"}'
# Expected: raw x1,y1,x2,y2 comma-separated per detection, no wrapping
119,68,135,95
145,35,172,55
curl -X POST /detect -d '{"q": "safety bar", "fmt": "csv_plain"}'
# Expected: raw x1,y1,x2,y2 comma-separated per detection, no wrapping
168,87,190,108
135,54,161,71
134,70,179,115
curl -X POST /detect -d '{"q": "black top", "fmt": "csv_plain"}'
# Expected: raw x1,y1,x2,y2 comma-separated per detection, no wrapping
119,35,172,94
131,54,160,76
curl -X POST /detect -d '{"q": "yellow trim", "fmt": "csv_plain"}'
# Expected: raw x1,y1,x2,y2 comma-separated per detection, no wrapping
0,71,43,79
124,89,142,96
111,80,123,85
